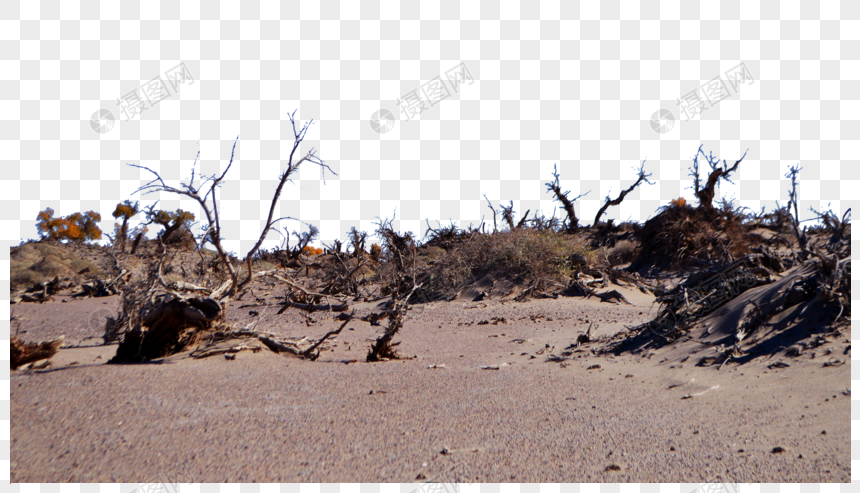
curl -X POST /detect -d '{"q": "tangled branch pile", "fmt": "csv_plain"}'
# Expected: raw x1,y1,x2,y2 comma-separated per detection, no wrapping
366,216,421,361
612,211,850,365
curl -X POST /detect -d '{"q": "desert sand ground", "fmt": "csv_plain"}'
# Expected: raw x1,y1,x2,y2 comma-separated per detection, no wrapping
10,285,851,483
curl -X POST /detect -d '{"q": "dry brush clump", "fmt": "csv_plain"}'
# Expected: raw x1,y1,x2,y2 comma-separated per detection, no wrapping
421,219,482,250
630,198,760,271
413,227,597,303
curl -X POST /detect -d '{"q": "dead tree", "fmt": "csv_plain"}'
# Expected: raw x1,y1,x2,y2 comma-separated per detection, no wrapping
287,223,319,260
500,201,516,230
484,195,499,233
785,163,809,257
545,163,589,232
498,201,530,230
367,215,421,361
348,226,368,258
688,145,749,211
593,160,654,227
114,110,336,362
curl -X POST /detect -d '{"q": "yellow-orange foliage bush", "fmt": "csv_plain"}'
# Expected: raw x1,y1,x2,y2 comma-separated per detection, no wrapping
36,207,102,242
302,246,323,255
670,197,687,207
370,243,381,261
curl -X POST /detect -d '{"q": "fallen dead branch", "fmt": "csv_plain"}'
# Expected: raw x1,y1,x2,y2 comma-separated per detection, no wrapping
277,300,349,313
300,310,354,360
190,327,340,361
190,340,264,359
11,335,64,370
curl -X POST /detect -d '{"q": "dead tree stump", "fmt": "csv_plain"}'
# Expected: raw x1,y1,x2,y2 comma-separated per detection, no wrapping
109,296,223,363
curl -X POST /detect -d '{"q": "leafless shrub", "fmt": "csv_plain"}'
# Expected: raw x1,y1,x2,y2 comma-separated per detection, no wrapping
527,209,561,232
688,145,749,211
752,203,794,232
807,206,850,245
421,219,481,250
287,223,320,260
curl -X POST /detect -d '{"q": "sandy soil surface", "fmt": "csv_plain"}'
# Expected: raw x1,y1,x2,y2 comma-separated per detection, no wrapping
10,288,851,483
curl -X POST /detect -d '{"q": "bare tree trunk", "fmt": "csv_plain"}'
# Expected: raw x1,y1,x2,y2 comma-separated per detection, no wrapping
484,195,499,233
545,163,588,232
689,145,748,211
130,232,144,254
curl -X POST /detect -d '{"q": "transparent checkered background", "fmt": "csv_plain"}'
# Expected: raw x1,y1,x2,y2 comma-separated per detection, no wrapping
0,0,857,488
